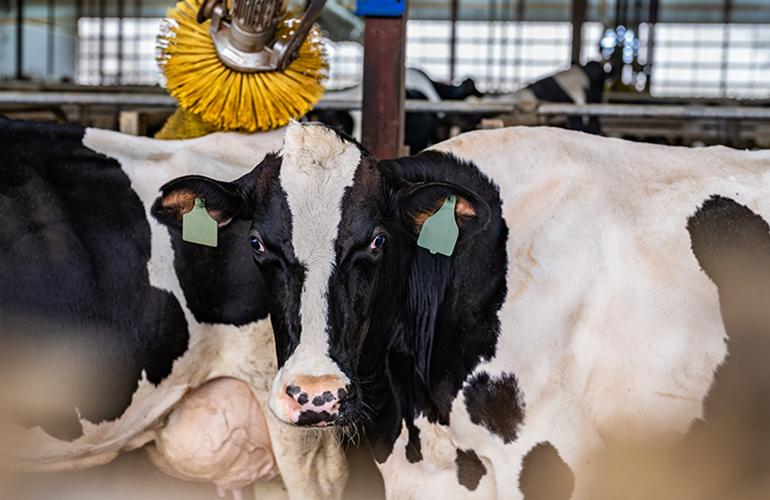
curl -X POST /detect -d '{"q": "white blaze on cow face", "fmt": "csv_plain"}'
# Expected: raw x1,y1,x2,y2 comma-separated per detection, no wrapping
269,122,361,426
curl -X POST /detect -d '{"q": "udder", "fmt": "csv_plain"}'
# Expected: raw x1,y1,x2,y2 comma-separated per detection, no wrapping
146,377,279,499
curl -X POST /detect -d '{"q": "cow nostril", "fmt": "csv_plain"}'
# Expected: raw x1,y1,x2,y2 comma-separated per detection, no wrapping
337,387,348,401
285,384,301,397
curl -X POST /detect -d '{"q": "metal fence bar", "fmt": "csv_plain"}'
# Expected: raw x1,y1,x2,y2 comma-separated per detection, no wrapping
16,0,24,80
535,103,770,119
4,92,770,120
47,0,55,76
0,91,177,106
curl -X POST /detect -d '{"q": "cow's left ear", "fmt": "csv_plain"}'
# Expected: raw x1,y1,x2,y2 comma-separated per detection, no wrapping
398,180,491,237
151,169,256,229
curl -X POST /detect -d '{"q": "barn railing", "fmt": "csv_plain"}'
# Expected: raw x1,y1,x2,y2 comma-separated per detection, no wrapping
2,91,770,120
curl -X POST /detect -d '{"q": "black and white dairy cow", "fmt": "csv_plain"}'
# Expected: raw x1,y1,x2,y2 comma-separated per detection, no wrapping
0,118,347,499
169,120,770,498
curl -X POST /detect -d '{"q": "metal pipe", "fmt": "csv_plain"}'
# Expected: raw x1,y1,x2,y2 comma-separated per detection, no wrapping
98,0,106,84
361,16,407,158
486,0,496,88
512,0,526,87
135,0,142,81
0,92,177,106
645,0,659,92
4,92,770,121
720,0,734,97
15,0,23,80
449,0,459,81
570,0,586,65
47,0,54,77
117,0,124,84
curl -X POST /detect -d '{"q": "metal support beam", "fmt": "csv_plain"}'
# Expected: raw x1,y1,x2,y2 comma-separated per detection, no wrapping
512,0,526,86
117,0,124,84
720,0,733,96
135,0,143,80
15,0,23,80
361,16,407,159
449,0,459,81
98,0,106,84
644,0,659,91
570,0,586,65
6,92,770,121
47,0,54,77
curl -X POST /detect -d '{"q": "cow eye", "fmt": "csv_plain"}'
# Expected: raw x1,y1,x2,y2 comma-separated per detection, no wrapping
370,233,386,251
250,235,265,254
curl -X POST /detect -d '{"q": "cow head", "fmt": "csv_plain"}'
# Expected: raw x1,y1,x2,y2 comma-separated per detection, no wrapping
152,122,506,431
152,123,366,427
320,142,507,435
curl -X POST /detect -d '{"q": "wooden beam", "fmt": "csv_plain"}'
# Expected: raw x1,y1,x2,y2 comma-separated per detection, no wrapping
361,16,407,159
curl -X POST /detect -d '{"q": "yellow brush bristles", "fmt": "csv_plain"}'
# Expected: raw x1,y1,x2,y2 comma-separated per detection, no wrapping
157,0,328,132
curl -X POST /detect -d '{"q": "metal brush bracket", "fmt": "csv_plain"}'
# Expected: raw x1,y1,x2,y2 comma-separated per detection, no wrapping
197,0,327,73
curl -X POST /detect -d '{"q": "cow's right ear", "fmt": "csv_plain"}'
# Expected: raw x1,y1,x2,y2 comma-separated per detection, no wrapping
151,170,256,229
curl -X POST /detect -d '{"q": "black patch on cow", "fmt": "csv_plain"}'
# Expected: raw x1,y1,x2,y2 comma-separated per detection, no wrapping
164,219,269,326
527,64,605,133
405,89,440,153
464,371,524,444
685,195,770,484
305,110,355,137
527,76,574,103
405,422,423,463
455,448,487,491
150,171,270,327
582,61,606,105
0,117,190,440
153,153,291,365
246,153,307,367
519,442,574,500
431,77,482,101
296,410,336,426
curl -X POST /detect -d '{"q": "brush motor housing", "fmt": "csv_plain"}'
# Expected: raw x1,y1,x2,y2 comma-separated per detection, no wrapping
198,0,326,73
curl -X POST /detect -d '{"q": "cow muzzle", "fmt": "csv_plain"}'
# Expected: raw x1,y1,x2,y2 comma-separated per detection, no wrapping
275,375,350,427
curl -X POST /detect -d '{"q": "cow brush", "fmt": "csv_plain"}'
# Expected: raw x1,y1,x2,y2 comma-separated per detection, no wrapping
157,0,328,133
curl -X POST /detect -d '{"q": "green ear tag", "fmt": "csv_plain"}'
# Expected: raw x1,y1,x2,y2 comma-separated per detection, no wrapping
182,198,218,248
417,196,459,256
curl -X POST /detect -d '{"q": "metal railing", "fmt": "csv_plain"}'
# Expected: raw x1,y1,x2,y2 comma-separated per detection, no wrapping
3,90,770,120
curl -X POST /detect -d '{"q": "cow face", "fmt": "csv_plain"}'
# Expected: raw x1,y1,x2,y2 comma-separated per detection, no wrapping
323,150,499,428
153,123,367,427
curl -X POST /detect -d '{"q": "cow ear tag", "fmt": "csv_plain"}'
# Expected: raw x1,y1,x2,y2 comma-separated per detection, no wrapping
182,198,218,248
417,195,459,256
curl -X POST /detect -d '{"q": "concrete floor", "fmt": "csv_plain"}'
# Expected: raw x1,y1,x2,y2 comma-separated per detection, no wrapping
3,442,384,500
